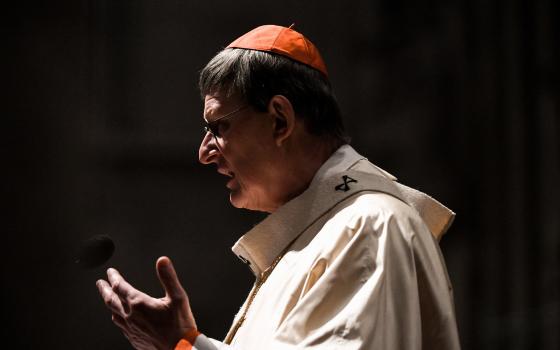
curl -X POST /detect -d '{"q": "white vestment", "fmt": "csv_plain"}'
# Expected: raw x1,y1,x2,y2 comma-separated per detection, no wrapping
188,145,461,350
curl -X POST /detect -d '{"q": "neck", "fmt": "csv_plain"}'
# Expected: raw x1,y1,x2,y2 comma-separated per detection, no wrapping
268,137,341,212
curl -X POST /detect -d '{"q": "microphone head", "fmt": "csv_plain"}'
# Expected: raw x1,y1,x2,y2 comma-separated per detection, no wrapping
75,234,115,269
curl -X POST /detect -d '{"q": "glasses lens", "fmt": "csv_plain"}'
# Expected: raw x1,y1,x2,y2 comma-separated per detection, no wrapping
204,123,219,137
203,105,246,138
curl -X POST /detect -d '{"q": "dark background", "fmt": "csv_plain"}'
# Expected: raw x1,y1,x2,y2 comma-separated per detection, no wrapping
5,0,559,349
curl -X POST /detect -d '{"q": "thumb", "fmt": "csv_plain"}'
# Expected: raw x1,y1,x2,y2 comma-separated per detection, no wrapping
156,256,187,302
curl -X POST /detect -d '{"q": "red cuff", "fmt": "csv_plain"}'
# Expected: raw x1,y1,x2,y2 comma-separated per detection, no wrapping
175,329,201,350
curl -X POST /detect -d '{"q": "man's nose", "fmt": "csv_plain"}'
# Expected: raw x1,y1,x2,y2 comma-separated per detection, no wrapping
199,132,219,165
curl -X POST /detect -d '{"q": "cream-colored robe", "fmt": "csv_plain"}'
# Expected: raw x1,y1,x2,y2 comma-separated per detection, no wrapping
189,145,460,349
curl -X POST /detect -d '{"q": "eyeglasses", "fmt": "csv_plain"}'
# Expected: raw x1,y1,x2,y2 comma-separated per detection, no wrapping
204,105,248,138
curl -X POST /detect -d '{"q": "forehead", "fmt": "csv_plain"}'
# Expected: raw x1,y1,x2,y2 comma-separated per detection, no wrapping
203,95,222,114
203,94,240,121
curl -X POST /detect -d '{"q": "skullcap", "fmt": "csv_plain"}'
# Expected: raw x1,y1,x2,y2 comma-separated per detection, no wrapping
227,24,328,76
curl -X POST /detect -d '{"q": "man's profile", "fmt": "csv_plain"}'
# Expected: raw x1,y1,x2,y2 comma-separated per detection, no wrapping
96,24,461,350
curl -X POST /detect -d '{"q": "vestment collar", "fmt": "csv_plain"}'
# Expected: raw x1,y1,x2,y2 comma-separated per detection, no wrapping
231,145,369,276
231,145,454,276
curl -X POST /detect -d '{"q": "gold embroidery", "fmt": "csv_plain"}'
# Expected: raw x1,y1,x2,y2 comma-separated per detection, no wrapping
224,252,285,344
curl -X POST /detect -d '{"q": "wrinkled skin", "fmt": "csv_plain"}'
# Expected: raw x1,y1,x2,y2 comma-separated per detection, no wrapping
96,93,334,348
96,257,196,350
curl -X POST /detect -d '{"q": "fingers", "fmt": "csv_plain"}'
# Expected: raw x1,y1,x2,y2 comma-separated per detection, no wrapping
97,268,140,316
156,256,187,302
111,314,134,345
96,260,197,350
107,268,136,300
96,279,127,316
111,313,128,330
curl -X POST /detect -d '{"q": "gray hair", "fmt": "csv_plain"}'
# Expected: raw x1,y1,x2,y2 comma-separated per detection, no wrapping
199,48,350,144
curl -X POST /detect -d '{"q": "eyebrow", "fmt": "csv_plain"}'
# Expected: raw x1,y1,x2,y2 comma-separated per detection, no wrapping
203,108,213,123
203,101,220,122
206,105,248,125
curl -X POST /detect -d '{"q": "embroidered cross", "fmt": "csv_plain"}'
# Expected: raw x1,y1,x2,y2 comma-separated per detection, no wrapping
335,175,357,192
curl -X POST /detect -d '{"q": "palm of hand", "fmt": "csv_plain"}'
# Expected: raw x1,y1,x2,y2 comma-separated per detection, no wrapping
97,257,196,350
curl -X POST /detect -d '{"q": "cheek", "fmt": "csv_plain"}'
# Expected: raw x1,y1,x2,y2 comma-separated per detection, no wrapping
231,158,267,191
222,133,272,185
235,162,260,184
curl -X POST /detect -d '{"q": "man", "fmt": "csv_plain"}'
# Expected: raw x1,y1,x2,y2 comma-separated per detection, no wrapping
97,25,461,349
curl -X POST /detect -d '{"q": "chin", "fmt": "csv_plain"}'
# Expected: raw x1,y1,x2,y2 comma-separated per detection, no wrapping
229,192,269,212
229,192,250,210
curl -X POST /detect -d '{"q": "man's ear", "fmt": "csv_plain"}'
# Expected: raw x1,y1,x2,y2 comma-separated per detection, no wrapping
267,95,296,147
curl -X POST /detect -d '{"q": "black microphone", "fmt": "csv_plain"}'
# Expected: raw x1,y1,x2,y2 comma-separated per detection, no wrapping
75,234,115,269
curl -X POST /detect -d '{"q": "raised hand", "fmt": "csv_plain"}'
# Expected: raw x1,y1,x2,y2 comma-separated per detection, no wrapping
96,256,197,350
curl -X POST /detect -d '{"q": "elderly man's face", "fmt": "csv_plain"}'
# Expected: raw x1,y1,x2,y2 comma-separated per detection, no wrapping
199,93,281,212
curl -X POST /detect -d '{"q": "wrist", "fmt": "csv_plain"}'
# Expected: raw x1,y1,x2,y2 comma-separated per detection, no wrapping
174,328,201,350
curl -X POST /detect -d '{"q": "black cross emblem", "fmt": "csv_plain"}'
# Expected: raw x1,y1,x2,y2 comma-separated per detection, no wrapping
335,175,357,192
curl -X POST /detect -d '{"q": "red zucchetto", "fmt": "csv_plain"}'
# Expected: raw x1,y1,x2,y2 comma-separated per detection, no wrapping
227,24,328,77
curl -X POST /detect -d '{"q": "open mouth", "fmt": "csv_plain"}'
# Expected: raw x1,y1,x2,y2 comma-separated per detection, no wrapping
216,165,236,188
219,169,236,188
226,172,237,189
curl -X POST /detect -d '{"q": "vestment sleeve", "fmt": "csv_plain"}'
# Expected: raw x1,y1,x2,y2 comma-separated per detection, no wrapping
269,198,459,349
175,330,230,350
